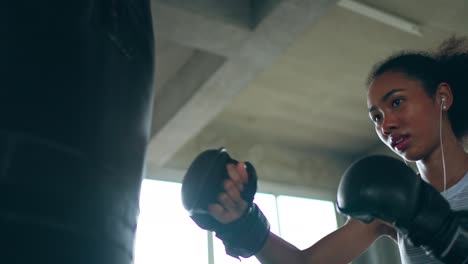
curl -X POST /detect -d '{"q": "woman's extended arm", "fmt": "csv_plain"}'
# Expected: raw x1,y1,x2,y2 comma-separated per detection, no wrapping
256,219,394,264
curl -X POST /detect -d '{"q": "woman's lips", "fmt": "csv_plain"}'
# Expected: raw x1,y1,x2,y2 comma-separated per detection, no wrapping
394,136,410,152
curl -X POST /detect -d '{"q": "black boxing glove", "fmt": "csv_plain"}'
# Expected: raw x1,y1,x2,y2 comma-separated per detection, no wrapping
336,155,468,263
181,148,270,259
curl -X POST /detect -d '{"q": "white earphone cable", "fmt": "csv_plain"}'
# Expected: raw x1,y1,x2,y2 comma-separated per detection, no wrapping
440,99,447,194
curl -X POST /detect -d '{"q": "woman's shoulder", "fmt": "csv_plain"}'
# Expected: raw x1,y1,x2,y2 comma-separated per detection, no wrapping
447,172,468,210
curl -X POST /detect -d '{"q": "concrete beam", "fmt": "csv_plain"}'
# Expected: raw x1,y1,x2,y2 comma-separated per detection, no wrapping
147,0,338,167
151,50,225,134
151,1,251,58
156,0,253,29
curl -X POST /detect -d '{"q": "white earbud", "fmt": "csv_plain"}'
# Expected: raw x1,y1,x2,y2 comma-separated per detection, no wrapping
441,97,447,109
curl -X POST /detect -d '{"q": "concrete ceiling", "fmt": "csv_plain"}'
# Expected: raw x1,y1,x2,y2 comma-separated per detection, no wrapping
145,0,468,193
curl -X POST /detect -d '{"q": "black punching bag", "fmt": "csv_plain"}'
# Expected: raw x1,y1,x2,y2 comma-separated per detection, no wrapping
0,1,154,263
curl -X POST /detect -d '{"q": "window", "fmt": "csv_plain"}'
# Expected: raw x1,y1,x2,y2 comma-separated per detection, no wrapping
135,179,338,264
134,180,208,264
276,195,338,250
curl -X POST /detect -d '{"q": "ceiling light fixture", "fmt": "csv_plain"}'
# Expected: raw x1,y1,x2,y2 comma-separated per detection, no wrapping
337,0,423,37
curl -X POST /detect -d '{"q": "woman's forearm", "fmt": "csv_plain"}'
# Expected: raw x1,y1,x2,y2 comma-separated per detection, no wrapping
255,219,382,264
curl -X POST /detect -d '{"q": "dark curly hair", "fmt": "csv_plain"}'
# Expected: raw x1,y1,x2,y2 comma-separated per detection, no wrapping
367,36,468,140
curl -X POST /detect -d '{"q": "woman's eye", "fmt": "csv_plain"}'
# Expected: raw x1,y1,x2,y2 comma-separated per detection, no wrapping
392,98,403,107
372,114,382,123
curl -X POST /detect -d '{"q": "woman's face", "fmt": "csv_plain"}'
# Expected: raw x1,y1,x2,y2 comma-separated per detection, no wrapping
367,71,440,161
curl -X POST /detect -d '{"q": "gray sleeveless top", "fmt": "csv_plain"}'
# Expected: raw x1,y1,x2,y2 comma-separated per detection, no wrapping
398,172,468,264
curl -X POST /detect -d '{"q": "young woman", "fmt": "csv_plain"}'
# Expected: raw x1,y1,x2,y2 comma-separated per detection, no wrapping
205,36,468,264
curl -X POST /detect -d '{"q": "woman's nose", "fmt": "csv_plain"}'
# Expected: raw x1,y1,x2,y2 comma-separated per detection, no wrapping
381,113,399,135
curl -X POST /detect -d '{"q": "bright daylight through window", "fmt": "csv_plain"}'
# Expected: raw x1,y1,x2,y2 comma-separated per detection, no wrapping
134,179,338,264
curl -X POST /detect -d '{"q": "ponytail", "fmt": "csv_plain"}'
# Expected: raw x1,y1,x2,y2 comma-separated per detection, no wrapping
433,36,468,139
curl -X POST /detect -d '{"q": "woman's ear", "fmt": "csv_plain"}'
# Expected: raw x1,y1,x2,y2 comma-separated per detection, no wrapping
437,82,453,111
